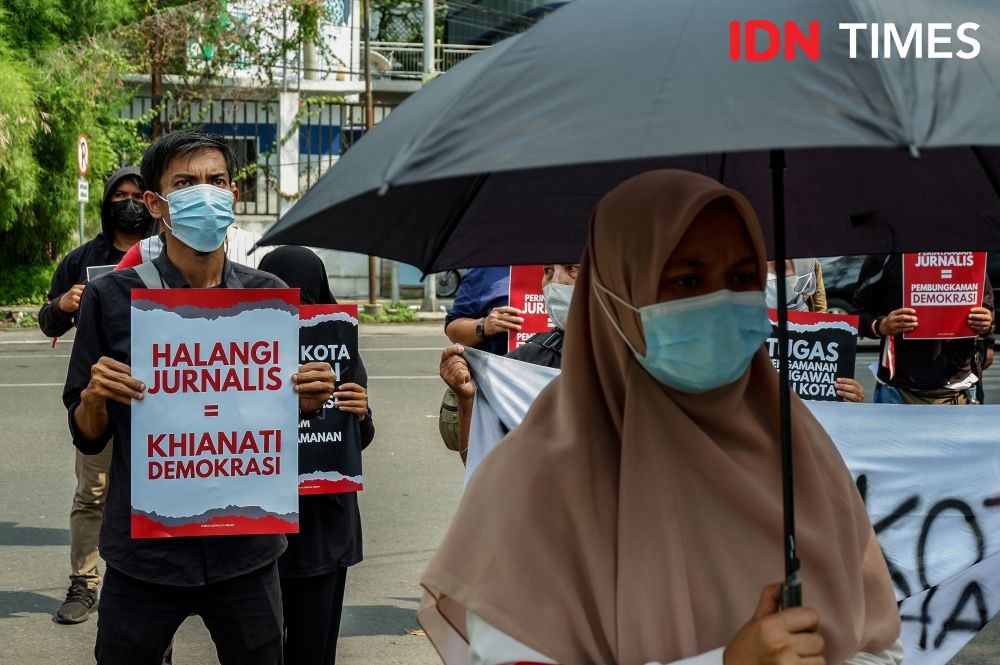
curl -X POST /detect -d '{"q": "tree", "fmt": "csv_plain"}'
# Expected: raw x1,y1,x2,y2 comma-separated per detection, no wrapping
0,0,326,282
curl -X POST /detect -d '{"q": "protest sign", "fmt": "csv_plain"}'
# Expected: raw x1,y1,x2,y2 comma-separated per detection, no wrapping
811,402,1000,665
902,252,986,339
130,289,300,538
297,304,364,495
765,310,859,401
508,265,554,352
463,359,1000,665
86,264,116,282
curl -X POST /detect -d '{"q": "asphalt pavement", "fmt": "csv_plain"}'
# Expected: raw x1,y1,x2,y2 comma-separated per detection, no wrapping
0,324,997,664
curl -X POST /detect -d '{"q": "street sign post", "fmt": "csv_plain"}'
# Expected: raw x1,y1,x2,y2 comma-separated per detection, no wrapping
76,134,88,246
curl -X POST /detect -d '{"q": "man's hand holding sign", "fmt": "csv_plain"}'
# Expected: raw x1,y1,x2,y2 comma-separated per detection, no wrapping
877,306,992,336
899,252,991,339
74,357,145,442
330,381,369,421
293,362,337,414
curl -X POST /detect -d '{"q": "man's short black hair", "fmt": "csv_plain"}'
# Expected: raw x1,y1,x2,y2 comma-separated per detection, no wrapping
140,129,239,194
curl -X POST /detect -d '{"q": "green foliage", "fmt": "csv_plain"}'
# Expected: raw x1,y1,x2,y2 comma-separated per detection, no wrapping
0,0,344,269
0,0,147,267
0,57,41,232
0,260,56,304
358,302,419,324
0,310,39,327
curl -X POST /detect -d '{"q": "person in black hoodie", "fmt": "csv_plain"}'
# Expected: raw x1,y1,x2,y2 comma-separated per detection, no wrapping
257,246,376,665
39,167,153,624
39,168,153,338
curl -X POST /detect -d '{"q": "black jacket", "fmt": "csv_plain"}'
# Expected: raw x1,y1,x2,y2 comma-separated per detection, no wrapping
278,412,376,577
506,329,564,369
38,167,152,337
853,254,994,390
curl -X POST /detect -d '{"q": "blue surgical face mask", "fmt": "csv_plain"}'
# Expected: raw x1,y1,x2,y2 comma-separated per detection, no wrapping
594,281,772,393
158,184,235,253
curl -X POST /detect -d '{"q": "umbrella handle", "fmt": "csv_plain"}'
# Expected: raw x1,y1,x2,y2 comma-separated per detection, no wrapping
771,150,803,609
781,575,802,610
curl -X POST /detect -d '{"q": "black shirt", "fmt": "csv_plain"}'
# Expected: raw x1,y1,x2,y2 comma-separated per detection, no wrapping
279,411,376,578
853,254,994,390
63,251,289,586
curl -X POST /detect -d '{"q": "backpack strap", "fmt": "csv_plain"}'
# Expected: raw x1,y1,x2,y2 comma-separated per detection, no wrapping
133,261,165,289
528,330,564,353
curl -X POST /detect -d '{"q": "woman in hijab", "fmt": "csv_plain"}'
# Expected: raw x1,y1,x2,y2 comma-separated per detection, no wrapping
258,246,375,664
418,171,901,665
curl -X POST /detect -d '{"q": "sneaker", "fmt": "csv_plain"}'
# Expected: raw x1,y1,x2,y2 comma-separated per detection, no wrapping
55,579,97,624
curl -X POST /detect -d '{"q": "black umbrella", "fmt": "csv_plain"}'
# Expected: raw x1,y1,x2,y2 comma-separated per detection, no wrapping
261,0,1000,607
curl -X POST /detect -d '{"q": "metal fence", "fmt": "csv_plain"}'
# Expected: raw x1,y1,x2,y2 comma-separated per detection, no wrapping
124,95,281,217
296,100,394,189
122,95,395,220
366,41,488,78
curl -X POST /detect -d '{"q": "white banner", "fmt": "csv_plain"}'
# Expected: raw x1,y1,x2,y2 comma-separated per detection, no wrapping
464,354,1000,665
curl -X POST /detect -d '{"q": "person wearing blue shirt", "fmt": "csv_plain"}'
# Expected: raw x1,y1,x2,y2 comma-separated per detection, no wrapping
444,267,521,356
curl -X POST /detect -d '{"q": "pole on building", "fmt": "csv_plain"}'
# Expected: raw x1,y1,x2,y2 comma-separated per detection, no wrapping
363,0,382,315
422,273,438,313
423,0,435,75
390,261,400,304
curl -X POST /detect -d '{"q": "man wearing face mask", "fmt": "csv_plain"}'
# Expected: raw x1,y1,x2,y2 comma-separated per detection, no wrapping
440,263,579,462
62,130,335,664
38,167,153,625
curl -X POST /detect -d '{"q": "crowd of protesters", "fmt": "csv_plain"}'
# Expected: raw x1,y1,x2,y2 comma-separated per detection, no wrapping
38,130,993,664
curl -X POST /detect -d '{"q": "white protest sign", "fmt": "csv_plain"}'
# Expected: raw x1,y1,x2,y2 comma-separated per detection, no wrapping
464,360,1000,665
130,288,301,538
808,402,1000,665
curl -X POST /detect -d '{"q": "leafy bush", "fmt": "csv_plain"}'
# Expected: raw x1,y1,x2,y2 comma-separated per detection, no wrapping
0,261,57,305
358,302,420,324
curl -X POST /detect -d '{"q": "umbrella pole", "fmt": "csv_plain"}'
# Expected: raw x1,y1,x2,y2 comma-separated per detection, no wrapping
770,149,802,609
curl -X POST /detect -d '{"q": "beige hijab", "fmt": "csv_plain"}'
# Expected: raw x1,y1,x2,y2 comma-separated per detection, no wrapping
420,170,899,665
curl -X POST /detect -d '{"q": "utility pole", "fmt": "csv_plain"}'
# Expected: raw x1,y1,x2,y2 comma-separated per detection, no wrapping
419,0,437,312
363,0,382,316
423,0,435,76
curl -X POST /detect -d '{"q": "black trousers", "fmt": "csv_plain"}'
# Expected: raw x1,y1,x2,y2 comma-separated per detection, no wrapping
280,566,348,665
96,563,283,665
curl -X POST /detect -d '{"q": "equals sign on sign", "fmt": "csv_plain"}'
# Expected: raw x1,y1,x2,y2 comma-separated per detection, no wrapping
204,404,220,417
941,269,954,279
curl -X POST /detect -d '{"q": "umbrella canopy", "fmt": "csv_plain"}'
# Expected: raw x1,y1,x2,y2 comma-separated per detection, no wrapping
260,0,1000,271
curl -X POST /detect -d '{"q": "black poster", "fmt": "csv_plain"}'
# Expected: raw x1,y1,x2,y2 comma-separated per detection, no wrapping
298,305,363,494
765,310,860,402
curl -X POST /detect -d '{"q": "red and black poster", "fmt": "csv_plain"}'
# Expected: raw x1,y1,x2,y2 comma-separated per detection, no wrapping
902,252,987,339
508,265,553,352
130,288,301,538
298,305,364,495
766,310,860,402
